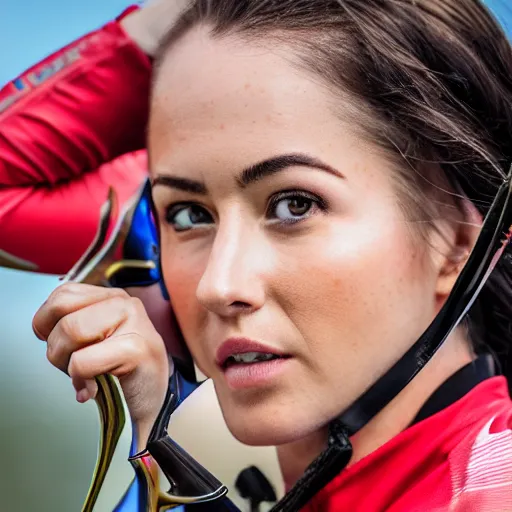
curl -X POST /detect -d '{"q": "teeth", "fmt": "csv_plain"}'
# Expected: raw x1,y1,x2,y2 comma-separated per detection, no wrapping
229,352,278,364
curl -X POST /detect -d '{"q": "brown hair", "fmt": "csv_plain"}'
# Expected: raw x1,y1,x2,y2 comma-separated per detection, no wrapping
154,0,512,387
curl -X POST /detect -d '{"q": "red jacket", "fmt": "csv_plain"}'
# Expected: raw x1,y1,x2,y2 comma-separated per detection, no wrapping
0,7,149,274
304,377,512,512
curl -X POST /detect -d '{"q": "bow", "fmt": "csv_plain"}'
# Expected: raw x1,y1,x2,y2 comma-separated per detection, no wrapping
62,182,234,511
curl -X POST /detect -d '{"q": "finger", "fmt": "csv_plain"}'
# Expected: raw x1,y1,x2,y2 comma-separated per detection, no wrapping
72,376,98,403
67,333,148,382
45,295,136,373
33,283,128,341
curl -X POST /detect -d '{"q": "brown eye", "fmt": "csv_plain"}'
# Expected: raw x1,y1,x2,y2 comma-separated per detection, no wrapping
286,197,312,216
268,190,326,225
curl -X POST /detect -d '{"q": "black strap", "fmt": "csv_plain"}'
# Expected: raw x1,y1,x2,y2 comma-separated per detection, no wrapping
270,422,352,512
411,354,497,425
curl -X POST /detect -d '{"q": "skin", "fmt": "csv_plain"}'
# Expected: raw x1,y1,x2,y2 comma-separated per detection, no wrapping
120,0,191,56
33,28,480,483
125,284,191,364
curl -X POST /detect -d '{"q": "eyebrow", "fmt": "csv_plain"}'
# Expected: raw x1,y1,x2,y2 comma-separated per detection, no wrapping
151,175,207,194
151,153,344,194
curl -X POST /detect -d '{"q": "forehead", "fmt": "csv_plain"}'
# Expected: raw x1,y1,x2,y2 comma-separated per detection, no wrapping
151,27,327,119
149,28,357,172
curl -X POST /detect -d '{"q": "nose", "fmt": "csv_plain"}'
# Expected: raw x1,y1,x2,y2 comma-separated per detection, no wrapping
196,219,267,318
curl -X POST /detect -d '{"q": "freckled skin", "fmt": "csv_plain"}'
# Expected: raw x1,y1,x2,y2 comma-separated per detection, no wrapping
148,28,470,448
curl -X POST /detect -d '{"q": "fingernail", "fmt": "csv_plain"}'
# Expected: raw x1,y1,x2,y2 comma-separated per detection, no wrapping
76,389,90,403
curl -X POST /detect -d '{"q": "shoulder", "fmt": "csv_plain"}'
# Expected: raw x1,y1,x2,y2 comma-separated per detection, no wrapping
448,382,512,511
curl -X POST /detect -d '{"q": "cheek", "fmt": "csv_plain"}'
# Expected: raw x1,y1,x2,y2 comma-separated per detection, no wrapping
161,244,207,354
275,218,434,375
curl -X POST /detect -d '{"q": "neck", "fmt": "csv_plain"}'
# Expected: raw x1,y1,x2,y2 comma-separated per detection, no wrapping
277,427,329,492
277,330,474,490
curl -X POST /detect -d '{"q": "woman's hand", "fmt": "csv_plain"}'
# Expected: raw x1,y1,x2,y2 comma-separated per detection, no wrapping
120,0,192,57
32,283,170,448
125,284,191,364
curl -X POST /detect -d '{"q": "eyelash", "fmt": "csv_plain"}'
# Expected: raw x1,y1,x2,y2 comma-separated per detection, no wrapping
266,190,328,224
164,189,328,231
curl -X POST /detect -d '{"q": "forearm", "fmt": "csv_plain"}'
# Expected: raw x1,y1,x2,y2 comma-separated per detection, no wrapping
0,9,151,187
0,151,147,275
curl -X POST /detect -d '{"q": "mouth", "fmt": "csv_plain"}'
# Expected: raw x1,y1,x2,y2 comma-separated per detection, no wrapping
215,338,292,389
216,338,290,370
222,351,285,369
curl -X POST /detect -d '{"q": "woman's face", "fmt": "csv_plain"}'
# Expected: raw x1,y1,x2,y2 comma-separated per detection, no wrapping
149,29,442,446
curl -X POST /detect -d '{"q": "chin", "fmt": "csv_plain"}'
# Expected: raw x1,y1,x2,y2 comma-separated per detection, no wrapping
227,416,300,446
219,397,321,447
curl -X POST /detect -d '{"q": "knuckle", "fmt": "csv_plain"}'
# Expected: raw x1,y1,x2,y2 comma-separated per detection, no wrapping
110,287,130,300
106,294,127,310
59,282,83,294
105,293,138,315
125,331,145,352
147,331,166,358
46,284,80,315
121,333,147,360
137,333,166,370
59,314,83,340
107,335,145,379
125,296,145,317
46,340,60,368
68,353,85,379
51,282,82,302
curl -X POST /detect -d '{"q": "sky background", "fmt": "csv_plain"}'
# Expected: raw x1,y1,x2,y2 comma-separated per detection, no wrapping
1,0,511,85
1,0,135,84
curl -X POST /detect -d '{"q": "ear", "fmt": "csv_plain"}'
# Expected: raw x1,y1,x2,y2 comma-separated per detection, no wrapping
435,197,483,301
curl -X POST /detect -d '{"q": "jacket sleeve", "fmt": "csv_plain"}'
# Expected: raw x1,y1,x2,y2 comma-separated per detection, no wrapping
0,6,151,187
0,7,151,275
0,150,148,275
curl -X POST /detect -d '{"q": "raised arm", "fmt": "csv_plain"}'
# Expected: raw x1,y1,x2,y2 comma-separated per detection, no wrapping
0,1,189,274
0,7,151,187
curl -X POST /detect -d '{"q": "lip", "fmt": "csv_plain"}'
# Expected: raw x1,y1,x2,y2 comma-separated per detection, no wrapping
215,337,287,368
223,358,290,390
